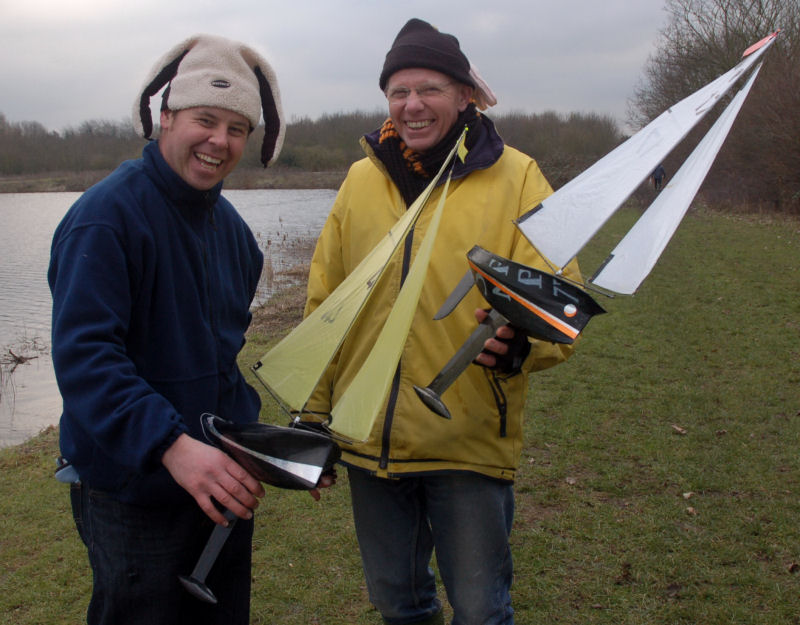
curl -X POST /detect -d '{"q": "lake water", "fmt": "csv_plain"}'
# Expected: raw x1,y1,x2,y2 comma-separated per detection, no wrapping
0,189,336,448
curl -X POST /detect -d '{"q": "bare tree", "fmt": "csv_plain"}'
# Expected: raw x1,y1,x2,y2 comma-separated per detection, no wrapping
629,0,799,211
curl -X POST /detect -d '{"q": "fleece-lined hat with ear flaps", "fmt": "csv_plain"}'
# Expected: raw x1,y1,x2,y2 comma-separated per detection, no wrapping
379,18,475,90
133,34,284,167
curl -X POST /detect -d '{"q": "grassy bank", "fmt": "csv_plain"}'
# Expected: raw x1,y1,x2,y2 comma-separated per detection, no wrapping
1,207,798,623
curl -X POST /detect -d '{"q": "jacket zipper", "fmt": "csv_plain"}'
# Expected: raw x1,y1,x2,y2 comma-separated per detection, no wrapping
378,225,416,470
200,192,221,414
485,370,509,437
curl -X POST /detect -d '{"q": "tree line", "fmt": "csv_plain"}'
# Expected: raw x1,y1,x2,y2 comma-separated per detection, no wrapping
0,109,626,193
1,0,797,213
630,0,799,211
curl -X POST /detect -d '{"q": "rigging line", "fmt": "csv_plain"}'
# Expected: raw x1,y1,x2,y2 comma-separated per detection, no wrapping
252,129,467,426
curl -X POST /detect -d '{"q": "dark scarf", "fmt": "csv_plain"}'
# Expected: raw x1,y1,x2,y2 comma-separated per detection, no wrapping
370,103,485,206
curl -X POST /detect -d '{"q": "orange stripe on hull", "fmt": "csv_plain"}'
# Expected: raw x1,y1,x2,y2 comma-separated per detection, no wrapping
470,264,580,340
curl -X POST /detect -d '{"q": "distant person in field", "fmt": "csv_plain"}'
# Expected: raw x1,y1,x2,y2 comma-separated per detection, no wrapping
651,163,667,191
302,18,582,625
48,34,332,625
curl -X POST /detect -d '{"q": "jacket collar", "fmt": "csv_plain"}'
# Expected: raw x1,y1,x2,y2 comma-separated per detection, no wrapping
362,110,505,186
142,141,224,209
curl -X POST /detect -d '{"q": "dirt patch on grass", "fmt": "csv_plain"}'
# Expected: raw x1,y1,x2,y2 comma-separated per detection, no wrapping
248,282,308,337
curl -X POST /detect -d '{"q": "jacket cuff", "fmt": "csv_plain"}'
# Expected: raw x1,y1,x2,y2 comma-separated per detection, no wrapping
152,421,189,470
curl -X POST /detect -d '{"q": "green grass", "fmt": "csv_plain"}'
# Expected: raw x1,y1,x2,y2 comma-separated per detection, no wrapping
1,207,798,624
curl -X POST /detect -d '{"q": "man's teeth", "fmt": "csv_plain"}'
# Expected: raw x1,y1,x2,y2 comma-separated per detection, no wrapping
407,120,432,129
195,153,222,167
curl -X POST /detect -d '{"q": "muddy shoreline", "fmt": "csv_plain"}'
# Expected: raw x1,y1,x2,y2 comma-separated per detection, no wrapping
0,168,346,194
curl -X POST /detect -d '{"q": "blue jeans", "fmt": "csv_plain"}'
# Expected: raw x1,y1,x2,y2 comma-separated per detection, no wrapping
70,482,254,625
348,468,515,625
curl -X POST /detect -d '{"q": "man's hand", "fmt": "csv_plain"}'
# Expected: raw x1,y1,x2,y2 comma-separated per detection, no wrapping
473,309,513,368
473,309,531,374
308,468,338,501
162,433,265,525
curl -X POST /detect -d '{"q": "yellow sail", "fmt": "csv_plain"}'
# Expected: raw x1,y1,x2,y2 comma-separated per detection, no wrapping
252,131,464,417
329,130,466,441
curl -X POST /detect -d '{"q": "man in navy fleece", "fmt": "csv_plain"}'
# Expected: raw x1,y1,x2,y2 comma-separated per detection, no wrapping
49,34,290,625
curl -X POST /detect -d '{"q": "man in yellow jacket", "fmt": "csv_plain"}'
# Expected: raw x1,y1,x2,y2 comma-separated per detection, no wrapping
305,18,581,625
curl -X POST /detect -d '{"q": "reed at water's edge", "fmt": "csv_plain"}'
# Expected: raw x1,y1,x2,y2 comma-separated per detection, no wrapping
1,206,799,624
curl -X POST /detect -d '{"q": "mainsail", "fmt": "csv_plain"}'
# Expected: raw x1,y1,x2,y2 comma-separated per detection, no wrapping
590,63,764,294
252,130,467,438
515,31,779,277
329,137,463,440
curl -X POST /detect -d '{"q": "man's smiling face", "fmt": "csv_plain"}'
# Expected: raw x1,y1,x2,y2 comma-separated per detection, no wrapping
385,68,472,154
158,107,250,190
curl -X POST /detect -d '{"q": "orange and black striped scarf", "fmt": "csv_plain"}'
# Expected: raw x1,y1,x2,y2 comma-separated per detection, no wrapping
373,103,481,206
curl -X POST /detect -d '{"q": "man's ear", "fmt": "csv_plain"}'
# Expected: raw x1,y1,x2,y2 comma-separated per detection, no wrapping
159,109,173,133
457,84,474,112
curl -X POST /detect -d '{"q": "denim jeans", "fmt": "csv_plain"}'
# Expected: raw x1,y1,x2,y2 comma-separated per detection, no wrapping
70,482,254,625
348,468,515,625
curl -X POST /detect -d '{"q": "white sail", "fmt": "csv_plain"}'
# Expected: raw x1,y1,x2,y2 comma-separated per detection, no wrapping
253,32,779,435
252,131,464,417
515,31,778,271
591,63,763,294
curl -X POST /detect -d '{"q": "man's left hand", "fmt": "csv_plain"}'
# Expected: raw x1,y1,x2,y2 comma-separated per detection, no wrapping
473,309,531,374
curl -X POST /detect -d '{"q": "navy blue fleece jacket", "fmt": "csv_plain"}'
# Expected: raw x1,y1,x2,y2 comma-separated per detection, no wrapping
48,141,263,505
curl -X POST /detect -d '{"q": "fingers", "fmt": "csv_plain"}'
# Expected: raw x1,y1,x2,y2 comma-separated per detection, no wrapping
494,325,515,340
473,308,514,368
223,457,266,500
197,497,235,527
483,337,510,356
203,458,265,521
474,308,514,339
307,469,337,501
318,471,337,488
474,351,497,367
162,434,266,523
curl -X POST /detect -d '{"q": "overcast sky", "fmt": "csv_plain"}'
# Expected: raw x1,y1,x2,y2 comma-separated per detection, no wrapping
2,0,670,133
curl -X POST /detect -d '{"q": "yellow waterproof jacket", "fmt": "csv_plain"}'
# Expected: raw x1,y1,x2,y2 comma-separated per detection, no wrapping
305,140,581,481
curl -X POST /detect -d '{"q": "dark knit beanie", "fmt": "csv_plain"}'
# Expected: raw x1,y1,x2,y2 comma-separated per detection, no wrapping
379,19,475,90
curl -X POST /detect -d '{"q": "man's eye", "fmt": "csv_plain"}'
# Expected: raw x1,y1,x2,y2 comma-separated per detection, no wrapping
389,88,411,100
418,87,444,98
